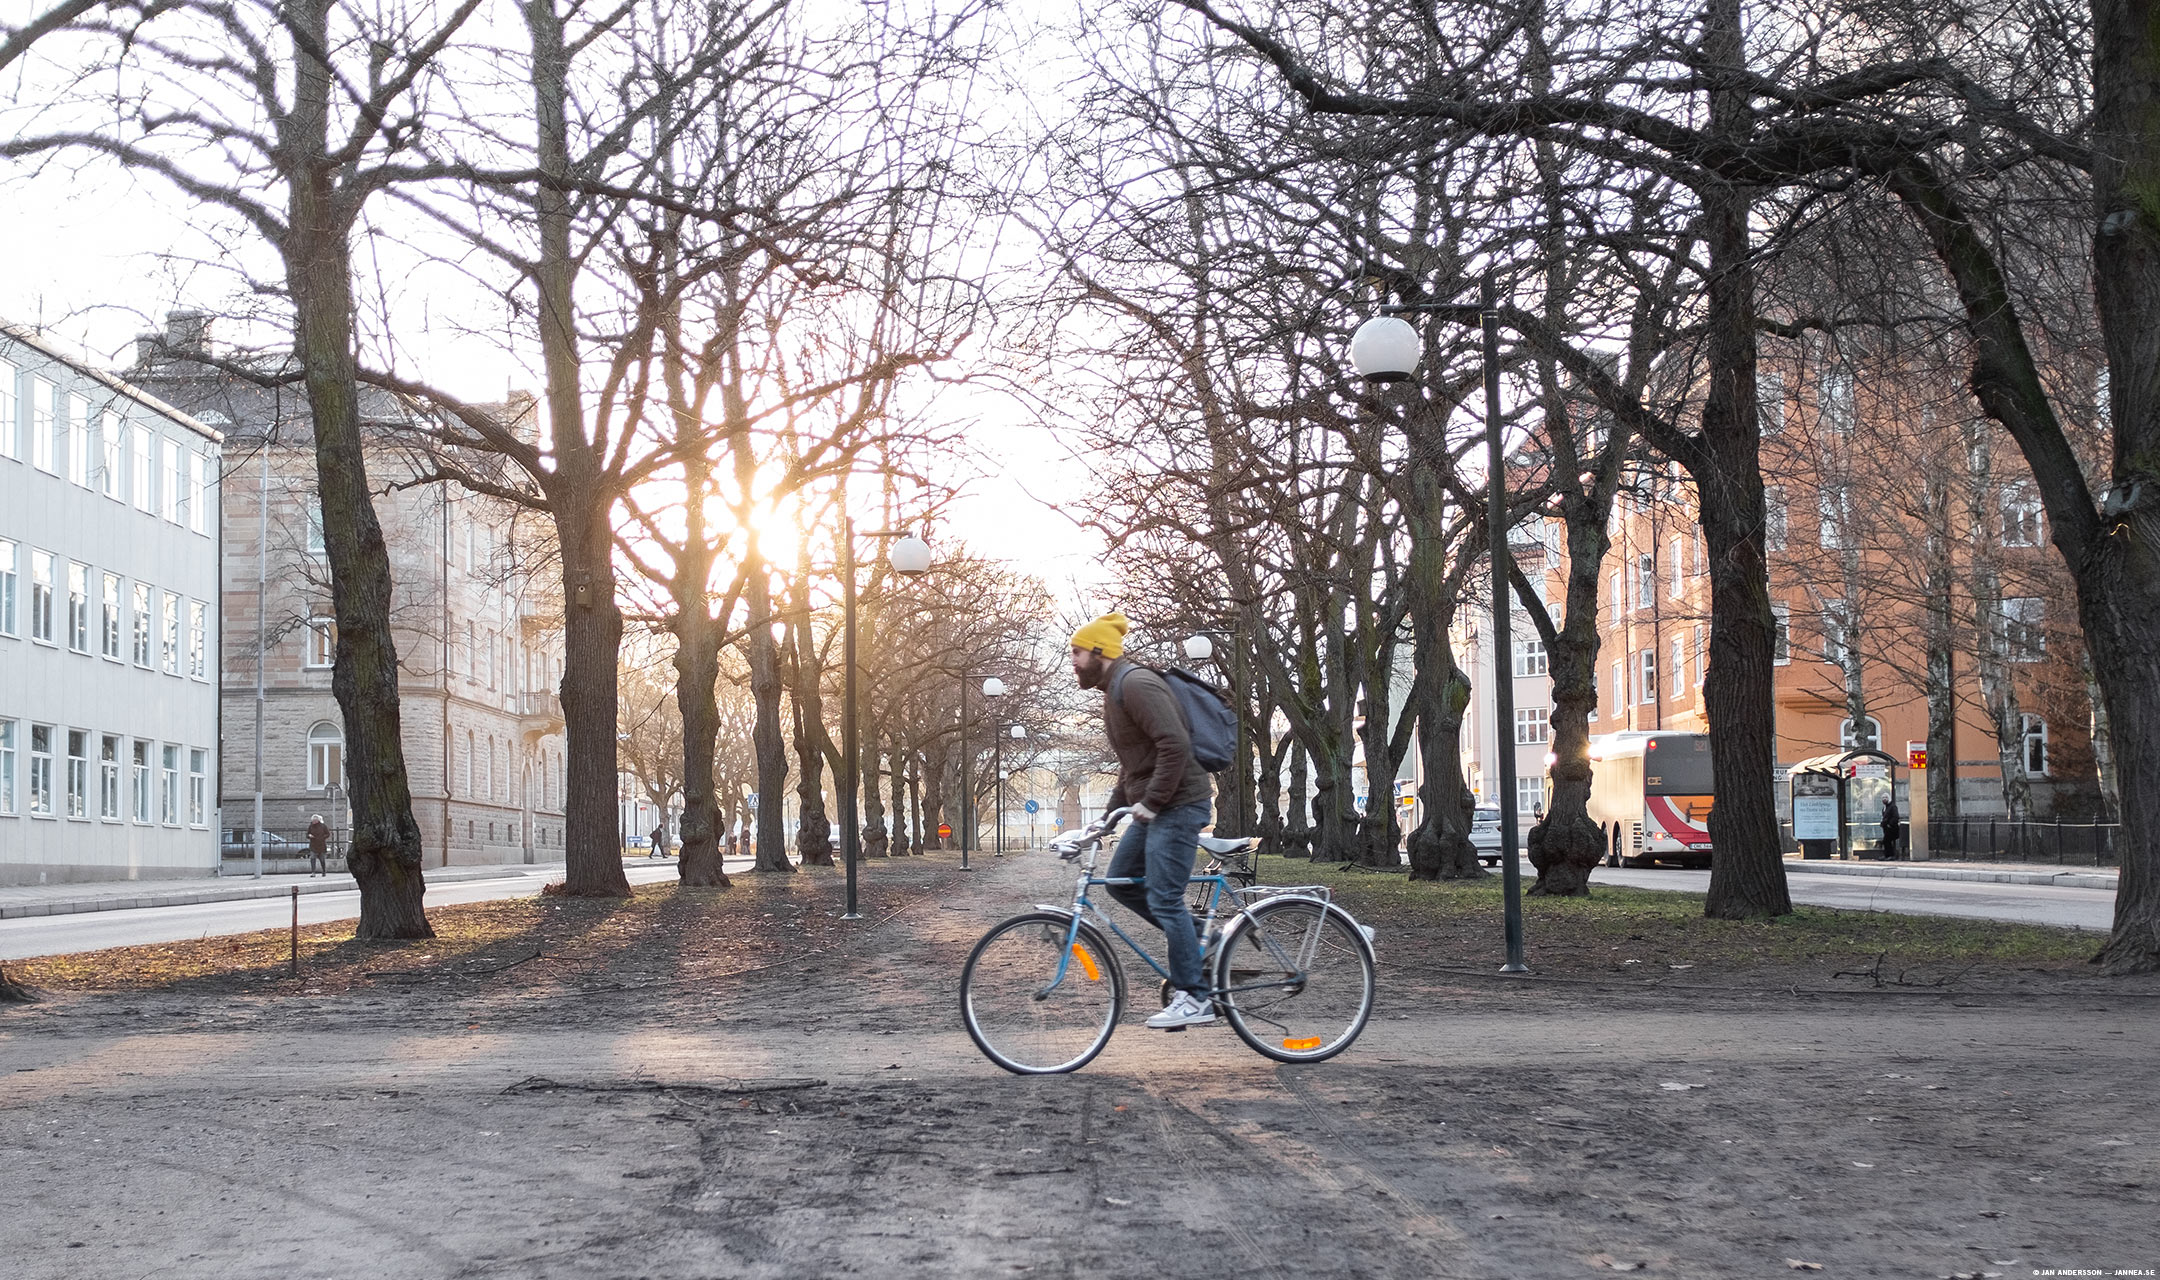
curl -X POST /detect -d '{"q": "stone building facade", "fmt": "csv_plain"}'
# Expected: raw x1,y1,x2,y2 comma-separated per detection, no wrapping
0,322,223,883
127,315,567,869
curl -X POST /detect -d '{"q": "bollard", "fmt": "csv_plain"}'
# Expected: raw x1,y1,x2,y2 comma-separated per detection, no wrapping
290,885,300,977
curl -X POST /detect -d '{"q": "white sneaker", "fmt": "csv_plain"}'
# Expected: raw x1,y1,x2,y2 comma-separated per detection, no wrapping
1146,990,1216,1030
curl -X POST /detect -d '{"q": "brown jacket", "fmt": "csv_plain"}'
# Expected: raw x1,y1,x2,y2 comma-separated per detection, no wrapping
1104,659,1212,813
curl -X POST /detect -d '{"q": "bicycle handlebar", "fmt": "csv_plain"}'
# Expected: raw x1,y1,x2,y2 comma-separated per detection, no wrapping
1051,807,1134,860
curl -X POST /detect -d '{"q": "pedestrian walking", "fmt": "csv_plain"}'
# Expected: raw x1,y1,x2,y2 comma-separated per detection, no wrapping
1880,795,1904,861
649,822,671,860
306,814,331,877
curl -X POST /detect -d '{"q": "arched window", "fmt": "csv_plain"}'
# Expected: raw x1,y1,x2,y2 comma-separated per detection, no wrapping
462,728,475,797
306,721,343,791
1839,716,1882,752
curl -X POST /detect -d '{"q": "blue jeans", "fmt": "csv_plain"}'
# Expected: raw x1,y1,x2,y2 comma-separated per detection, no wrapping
1106,800,1212,997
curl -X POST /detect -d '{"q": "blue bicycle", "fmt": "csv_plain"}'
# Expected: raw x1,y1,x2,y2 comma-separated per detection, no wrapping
959,808,1377,1075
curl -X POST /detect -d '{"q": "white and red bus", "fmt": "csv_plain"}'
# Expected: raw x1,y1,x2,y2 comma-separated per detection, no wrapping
1587,732,1715,868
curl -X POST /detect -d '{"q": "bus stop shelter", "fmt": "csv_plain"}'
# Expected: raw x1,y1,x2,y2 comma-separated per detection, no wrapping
1788,748,1903,860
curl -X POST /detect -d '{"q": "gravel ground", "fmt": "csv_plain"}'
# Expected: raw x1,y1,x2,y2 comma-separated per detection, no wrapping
2,852,2154,1279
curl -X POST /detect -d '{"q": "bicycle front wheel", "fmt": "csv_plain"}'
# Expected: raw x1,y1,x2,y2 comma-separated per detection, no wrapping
1215,897,1374,1064
960,912,1125,1074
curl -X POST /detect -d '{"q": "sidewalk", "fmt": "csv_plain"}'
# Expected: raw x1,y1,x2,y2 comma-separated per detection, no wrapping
0,857,673,920
1781,854,2117,891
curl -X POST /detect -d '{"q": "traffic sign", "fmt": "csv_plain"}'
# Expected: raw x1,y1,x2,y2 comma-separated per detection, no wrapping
1023,800,1039,815
1906,741,1928,770
937,822,952,840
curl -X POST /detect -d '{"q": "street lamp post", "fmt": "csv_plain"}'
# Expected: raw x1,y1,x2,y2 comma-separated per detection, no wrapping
996,722,1025,856
839,519,931,920
958,675,1005,870
1350,272,1528,974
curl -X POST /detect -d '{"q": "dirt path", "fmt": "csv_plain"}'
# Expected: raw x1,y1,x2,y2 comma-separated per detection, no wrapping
3,852,2154,1279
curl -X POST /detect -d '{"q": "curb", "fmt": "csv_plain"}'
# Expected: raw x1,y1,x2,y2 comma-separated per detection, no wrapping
0,858,678,921
1781,859,2117,891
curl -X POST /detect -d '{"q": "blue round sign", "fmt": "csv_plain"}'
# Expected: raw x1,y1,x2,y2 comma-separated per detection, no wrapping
1023,800,1039,814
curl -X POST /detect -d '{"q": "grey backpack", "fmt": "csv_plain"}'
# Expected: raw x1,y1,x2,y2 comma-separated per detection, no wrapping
1111,664,1237,773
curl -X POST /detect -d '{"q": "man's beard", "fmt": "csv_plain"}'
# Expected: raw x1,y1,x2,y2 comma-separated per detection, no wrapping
1074,658,1109,690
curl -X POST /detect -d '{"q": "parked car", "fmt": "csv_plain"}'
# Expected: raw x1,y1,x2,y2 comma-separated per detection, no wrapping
1469,806,1503,866
220,829,305,853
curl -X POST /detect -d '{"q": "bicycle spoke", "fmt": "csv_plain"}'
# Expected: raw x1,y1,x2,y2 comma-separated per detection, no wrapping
1217,899,1373,1063
961,914,1122,1074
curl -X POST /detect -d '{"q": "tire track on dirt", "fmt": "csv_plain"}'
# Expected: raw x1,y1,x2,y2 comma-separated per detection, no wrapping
1269,1069,1475,1261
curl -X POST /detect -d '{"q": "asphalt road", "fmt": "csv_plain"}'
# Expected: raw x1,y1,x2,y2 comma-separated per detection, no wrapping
1587,860,2115,931
0,860,694,961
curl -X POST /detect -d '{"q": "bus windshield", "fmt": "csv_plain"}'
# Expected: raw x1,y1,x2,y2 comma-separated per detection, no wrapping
1644,737,1714,795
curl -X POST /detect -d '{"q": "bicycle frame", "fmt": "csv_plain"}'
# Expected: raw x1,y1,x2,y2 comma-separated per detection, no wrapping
1037,813,1326,1001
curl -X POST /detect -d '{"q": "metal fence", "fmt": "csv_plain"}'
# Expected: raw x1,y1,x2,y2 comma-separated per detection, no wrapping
1926,819,2118,866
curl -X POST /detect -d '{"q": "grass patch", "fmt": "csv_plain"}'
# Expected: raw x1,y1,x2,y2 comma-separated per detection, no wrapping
1262,856,2098,982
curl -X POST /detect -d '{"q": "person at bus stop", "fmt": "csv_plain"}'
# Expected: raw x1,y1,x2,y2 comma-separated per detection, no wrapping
1880,795,1903,861
306,814,331,877
1070,612,1216,1030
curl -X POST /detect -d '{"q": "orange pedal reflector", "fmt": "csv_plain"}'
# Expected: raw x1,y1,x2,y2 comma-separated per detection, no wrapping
1072,946,1101,982
1282,1036,1323,1051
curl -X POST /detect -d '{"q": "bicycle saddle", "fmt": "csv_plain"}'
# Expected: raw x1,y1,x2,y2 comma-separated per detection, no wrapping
1196,834,1258,855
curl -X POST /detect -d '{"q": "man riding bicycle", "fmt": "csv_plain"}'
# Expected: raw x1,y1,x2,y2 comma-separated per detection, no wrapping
1069,613,1216,1030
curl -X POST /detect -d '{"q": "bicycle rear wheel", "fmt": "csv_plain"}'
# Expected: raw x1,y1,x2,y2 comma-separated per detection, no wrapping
1215,897,1374,1064
960,912,1125,1074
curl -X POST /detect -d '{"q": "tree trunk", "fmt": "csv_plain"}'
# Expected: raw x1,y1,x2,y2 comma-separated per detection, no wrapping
1691,0,1791,919
1405,649,1482,881
284,0,430,936
1924,476,1960,824
2088,658,2120,822
0,964,35,1003
788,613,833,867
907,749,924,854
1355,637,1401,868
922,741,948,849
1285,738,1309,858
744,569,792,873
1528,503,1615,897
672,609,729,888
862,741,889,858
524,0,627,899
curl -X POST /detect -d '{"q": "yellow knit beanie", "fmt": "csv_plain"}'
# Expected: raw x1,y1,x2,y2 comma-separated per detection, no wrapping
1069,612,1129,658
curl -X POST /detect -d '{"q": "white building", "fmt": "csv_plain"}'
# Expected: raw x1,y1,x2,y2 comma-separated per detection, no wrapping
0,324,223,884
1456,531,1563,823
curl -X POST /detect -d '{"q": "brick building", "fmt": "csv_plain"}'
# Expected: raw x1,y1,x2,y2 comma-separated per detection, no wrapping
127,314,568,869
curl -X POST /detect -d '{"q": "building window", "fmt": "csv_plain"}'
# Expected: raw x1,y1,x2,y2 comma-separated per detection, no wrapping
1610,659,1624,721
0,359,15,459
1635,553,1655,608
1818,483,1852,550
1636,650,1658,705
0,719,15,815
131,582,153,666
485,736,496,801
1764,486,1787,552
160,744,180,824
2003,597,2046,661
307,721,343,792
1693,624,1706,686
1822,602,1855,667
30,378,54,472
29,724,54,816
305,500,326,556
101,413,123,500
189,451,210,535
0,539,15,636
1668,539,1686,597
67,562,90,652
188,599,208,678
1839,716,1882,751
461,728,474,798
189,749,208,826
99,733,120,819
1515,707,1550,745
161,592,181,674
1819,368,1855,434
67,395,90,487
1610,567,1624,620
304,617,336,669
133,429,154,512
29,550,55,642
101,572,121,658
131,739,152,822
161,438,183,523
1513,637,1547,677
1758,371,1785,435
1671,635,1686,696
1516,775,1544,817
2002,486,2043,548
2021,715,2049,777
66,729,88,818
